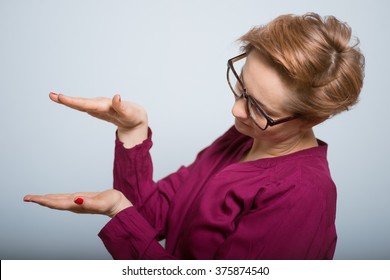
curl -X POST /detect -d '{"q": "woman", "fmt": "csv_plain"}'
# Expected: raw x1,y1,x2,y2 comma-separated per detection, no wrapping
24,13,364,259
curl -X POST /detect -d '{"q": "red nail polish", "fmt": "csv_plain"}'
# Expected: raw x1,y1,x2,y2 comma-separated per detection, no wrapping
74,198,84,205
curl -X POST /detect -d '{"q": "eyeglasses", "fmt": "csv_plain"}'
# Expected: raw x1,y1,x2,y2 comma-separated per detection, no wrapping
227,53,297,130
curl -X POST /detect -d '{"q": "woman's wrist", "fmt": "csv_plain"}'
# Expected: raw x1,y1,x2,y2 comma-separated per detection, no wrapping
117,122,148,149
109,193,133,218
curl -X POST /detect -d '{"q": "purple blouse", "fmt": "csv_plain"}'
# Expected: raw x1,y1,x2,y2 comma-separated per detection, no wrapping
98,126,337,259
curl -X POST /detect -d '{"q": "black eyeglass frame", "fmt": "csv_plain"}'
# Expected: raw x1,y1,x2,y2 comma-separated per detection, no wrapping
227,52,297,130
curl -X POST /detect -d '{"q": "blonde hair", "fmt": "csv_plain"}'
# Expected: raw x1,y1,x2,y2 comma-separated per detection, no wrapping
240,13,365,122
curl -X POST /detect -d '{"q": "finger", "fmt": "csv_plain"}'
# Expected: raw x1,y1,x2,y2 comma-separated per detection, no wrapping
24,194,75,211
57,94,111,113
24,193,71,201
49,92,60,103
24,192,102,203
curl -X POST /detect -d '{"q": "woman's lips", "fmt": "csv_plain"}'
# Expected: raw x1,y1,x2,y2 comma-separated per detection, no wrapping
235,118,251,127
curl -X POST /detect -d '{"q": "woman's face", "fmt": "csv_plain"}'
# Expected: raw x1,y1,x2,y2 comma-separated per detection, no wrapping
232,51,308,143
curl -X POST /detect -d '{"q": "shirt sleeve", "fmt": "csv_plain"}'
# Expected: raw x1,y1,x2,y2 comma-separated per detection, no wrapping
112,128,194,238
98,206,178,260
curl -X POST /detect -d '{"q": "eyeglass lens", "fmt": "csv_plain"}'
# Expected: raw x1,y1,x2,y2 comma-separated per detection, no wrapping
228,59,268,129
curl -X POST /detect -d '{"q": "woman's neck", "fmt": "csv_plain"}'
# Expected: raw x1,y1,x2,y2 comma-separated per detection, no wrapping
240,129,318,162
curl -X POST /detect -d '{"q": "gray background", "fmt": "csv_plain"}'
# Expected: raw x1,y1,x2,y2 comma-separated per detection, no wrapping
0,0,389,259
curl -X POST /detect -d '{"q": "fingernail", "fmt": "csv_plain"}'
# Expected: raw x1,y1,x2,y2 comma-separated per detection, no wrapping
49,92,58,95
118,95,121,102
23,196,31,202
74,198,84,205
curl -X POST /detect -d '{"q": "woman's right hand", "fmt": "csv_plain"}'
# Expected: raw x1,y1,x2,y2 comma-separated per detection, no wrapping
49,92,148,148
24,189,133,218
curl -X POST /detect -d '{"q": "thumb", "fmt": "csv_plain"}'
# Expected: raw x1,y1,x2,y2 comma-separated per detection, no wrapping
111,94,124,114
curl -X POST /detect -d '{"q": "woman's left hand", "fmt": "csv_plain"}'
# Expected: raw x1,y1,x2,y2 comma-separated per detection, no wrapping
23,189,132,218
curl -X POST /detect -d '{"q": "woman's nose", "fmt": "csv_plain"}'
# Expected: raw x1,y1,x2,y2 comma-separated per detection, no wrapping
232,97,248,119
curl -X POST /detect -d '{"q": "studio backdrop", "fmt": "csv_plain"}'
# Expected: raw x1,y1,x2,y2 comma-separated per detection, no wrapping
0,0,389,259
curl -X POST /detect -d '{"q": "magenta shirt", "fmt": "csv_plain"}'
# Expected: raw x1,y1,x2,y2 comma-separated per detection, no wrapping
98,126,337,259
